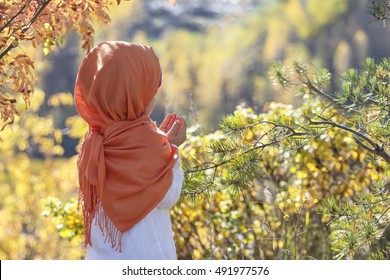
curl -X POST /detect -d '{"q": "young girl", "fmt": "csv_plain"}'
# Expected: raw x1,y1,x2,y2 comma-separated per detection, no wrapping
74,41,186,260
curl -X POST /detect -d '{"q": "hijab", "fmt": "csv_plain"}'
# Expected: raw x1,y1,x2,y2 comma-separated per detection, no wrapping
74,41,178,250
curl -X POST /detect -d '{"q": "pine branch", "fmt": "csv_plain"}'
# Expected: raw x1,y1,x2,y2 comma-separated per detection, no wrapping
309,120,390,163
369,0,390,21
375,205,390,224
356,198,390,205
305,80,363,115
185,126,304,176
257,121,308,137
305,80,336,103
353,137,378,156
184,159,230,175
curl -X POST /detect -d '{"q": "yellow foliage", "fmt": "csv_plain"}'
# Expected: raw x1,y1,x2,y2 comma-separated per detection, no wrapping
170,102,388,259
1,0,387,260
263,16,290,61
307,0,349,26
333,41,352,76
65,116,88,141
285,0,313,39
0,90,83,259
47,92,74,107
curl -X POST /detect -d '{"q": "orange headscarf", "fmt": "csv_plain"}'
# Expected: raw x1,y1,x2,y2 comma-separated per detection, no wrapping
74,41,178,250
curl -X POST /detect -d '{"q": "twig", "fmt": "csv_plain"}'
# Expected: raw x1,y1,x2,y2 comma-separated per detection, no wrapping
0,4,27,33
353,137,378,155
0,0,52,60
375,205,390,224
305,81,336,102
304,80,363,115
309,119,390,163
0,40,18,60
259,121,308,136
357,198,390,206
21,0,52,34
310,120,377,148
185,128,304,176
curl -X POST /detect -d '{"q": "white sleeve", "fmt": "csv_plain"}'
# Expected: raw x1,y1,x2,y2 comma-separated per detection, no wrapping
157,148,184,209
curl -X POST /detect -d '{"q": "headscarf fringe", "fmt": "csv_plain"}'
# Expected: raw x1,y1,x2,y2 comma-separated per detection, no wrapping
78,170,123,252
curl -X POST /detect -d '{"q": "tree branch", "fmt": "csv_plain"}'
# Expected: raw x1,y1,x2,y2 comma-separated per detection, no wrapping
357,198,390,206
0,4,27,33
353,137,378,155
0,40,18,60
310,120,377,147
305,81,336,102
369,0,390,21
184,128,303,176
21,0,52,34
259,121,308,137
375,205,390,224
310,120,390,163
0,0,52,60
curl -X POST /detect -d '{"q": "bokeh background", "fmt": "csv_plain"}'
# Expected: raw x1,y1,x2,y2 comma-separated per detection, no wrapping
1,0,389,259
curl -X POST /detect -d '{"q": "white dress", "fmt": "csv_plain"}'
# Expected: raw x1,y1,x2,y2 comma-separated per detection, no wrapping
87,156,184,260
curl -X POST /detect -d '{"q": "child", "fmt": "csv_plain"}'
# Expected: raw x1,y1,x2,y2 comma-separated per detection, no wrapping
74,41,186,259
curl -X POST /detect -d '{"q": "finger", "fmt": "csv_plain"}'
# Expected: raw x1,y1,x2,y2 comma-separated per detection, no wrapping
178,117,184,131
166,113,177,129
179,116,186,127
162,114,176,131
174,122,187,145
160,114,172,130
176,116,186,131
168,120,180,135
175,118,186,137
174,116,181,130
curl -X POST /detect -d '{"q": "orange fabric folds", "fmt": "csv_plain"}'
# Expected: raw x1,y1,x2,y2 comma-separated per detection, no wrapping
74,41,178,250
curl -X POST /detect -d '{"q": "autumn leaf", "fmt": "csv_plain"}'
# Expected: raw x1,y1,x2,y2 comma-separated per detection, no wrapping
0,0,116,131
0,37,7,48
169,0,177,7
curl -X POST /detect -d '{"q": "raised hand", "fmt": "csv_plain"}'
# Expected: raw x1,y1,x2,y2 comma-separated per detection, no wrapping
160,113,177,133
160,113,187,146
